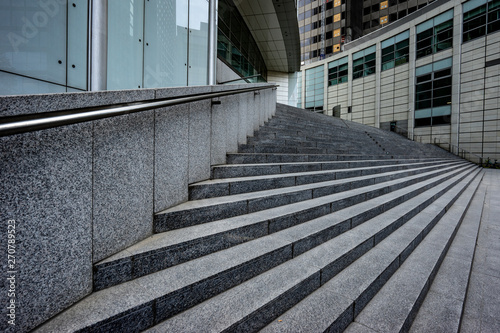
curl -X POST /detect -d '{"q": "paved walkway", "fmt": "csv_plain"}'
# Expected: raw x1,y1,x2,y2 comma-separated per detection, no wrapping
461,169,500,333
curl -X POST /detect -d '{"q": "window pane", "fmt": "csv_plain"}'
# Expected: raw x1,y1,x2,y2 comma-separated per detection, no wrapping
434,77,452,88
416,81,433,92
433,96,452,107
416,91,432,101
382,61,395,70
415,117,432,127
416,99,432,109
417,29,433,41
382,45,394,56
434,86,452,98
434,68,451,78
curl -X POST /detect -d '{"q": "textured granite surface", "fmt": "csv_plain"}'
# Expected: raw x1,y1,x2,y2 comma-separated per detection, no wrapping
188,100,211,184
92,111,154,262
0,89,156,116
0,124,93,333
224,95,240,154
237,93,248,145
210,99,227,166
154,104,189,211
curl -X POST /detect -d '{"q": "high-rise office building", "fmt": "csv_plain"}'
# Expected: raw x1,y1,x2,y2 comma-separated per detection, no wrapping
297,0,438,64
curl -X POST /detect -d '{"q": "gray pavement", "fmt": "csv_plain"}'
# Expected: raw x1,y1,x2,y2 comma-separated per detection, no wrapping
461,169,500,333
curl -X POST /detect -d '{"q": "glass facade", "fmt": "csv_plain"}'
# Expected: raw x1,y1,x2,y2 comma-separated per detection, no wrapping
108,0,209,89
381,30,409,71
415,57,453,127
353,45,376,79
463,0,500,43
0,0,89,95
305,65,324,112
217,0,267,82
328,57,348,86
0,0,211,95
297,71,302,108
416,10,454,59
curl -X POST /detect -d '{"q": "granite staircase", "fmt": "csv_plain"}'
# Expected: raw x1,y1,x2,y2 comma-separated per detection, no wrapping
36,104,484,332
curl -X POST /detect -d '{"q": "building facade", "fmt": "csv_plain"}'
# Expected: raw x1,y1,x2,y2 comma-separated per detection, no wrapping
298,0,438,64
299,0,500,161
0,0,300,102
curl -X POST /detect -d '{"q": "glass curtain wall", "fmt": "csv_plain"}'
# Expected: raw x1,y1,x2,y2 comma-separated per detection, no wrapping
415,57,453,127
108,0,209,90
463,0,500,42
305,65,324,112
381,30,409,71
217,0,267,82
416,10,453,59
297,71,302,108
0,0,88,95
353,45,376,79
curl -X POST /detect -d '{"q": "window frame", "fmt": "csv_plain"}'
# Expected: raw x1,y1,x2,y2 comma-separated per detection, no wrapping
414,58,453,127
416,10,454,59
381,30,410,71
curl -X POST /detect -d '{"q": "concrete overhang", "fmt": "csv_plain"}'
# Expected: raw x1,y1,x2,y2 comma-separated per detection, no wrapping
234,0,301,73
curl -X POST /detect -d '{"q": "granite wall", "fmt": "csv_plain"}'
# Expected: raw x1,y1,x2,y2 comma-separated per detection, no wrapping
0,84,276,332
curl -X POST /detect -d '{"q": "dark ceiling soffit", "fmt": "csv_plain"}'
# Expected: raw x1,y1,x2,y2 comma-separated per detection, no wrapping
273,0,301,73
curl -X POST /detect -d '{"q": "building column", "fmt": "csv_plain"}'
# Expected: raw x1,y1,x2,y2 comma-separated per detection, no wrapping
208,0,218,85
90,0,108,91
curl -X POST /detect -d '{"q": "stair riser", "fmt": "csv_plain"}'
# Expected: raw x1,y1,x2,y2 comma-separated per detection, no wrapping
248,136,368,147
191,161,457,200
96,178,429,331
161,163,463,233
260,168,479,333
225,273,321,333
225,154,434,164
98,166,470,291
154,245,293,324
324,172,480,333
211,159,455,179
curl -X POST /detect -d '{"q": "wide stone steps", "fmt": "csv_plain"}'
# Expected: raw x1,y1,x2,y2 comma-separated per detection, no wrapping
211,158,451,179
34,103,478,333
145,168,482,332
189,159,457,200
154,161,464,231
409,178,486,333
92,161,469,291
261,169,483,333
35,168,477,332
226,153,423,164
345,170,483,333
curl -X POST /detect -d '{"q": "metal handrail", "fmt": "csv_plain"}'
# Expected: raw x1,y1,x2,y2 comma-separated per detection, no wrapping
219,74,265,84
0,85,277,137
392,125,423,143
433,138,484,165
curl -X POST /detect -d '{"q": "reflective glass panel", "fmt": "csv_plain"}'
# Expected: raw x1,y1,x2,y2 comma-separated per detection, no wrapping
144,0,188,88
108,0,144,89
0,0,67,86
188,0,209,86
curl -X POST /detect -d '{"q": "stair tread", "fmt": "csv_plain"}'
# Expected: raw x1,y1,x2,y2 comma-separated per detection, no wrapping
349,170,483,333
157,160,462,215
40,168,476,332
260,168,482,333
409,174,486,333
192,159,453,186
146,168,480,333
105,163,470,264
